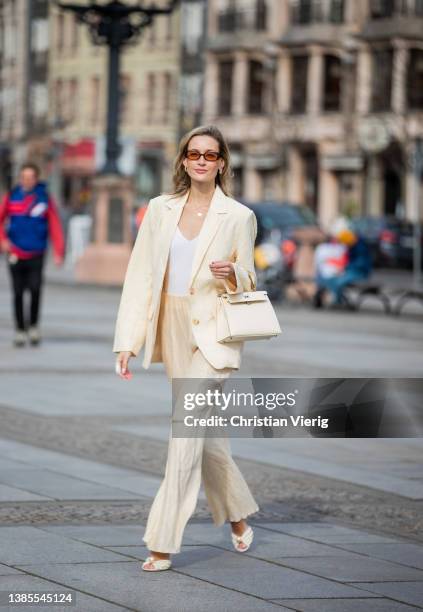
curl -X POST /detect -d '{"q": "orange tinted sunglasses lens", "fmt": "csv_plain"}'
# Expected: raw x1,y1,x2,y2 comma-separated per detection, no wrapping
186,150,220,162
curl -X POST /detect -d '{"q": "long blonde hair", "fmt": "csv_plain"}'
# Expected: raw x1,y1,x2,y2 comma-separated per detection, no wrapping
169,125,233,198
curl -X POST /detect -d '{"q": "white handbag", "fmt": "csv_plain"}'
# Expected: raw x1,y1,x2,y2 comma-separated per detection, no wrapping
216,290,282,343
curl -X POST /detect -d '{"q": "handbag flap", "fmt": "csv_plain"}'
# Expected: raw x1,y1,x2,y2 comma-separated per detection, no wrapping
221,291,268,304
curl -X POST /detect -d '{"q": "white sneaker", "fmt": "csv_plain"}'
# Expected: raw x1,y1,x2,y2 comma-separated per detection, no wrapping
13,331,27,347
28,326,41,345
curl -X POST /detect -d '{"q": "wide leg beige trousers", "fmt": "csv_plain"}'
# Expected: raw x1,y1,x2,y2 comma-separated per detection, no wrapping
142,289,260,554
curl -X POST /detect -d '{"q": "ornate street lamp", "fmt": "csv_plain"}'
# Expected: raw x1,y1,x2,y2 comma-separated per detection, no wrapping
54,0,180,174
52,0,180,284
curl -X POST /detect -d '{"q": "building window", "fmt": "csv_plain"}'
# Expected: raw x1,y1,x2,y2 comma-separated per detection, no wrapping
70,14,79,51
291,0,312,24
119,74,131,123
137,152,162,200
248,60,264,114
31,18,49,55
218,60,233,116
182,2,203,55
232,166,244,199
291,0,344,24
4,17,17,63
256,0,267,30
407,48,423,109
55,78,64,119
69,78,79,123
146,73,156,122
370,0,395,18
323,55,342,111
147,19,156,47
290,55,308,114
218,8,237,32
31,83,48,122
165,13,172,44
163,72,172,123
217,0,268,32
371,49,393,111
329,0,345,22
56,13,64,54
91,76,100,125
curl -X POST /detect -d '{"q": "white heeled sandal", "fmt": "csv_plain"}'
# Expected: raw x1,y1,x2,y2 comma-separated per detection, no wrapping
231,525,254,552
142,556,172,572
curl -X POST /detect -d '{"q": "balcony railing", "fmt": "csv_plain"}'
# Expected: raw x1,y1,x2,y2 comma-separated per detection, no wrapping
290,0,345,25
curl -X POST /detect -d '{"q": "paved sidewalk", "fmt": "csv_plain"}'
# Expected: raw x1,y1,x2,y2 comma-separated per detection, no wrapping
0,255,423,611
1,519,423,611
0,436,422,611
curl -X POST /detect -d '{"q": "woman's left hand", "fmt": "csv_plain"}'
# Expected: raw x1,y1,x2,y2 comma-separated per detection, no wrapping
209,260,236,282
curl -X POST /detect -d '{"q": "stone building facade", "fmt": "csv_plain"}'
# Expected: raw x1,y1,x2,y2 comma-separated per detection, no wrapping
203,0,423,228
0,0,49,191
179,0,208,139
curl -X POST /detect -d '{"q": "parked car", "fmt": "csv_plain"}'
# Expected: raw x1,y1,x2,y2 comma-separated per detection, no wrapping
242,201,326,299
350,216,423,268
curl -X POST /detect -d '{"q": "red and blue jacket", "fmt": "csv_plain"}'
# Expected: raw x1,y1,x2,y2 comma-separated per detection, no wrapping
0,182,65,260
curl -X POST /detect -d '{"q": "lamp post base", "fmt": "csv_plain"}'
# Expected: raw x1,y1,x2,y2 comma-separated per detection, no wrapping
74,174,135,285
74,243,131,285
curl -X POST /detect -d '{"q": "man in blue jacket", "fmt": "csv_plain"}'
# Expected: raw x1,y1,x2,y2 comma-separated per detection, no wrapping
0,163,65,346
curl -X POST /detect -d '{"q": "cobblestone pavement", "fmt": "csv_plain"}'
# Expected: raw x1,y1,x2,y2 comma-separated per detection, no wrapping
0,401,422,541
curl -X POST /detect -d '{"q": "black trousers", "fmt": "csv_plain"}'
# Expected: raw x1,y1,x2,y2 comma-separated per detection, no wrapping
7,254,45,331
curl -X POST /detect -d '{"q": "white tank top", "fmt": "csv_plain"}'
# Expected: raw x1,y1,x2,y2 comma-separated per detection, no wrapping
166,226,199,295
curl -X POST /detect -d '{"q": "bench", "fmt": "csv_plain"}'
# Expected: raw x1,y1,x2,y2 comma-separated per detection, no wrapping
284,275,423,317
338,282,423,315
343,281,392,314
389,287,423,316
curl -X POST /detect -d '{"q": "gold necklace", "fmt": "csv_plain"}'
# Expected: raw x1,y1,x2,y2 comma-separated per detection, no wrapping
186,200,211,217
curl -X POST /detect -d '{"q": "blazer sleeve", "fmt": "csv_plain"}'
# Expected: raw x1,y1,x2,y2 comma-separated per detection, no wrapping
223,209,257,294
112,200,154,356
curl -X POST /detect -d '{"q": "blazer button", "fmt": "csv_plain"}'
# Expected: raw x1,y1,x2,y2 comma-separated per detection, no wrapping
192,318,199,325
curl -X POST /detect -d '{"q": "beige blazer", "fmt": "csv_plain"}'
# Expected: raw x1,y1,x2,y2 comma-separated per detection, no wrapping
112,184,257,370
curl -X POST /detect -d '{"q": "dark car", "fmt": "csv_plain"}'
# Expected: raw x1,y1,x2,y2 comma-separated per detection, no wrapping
350,216,423,268
243,201,325,266
241,201,325,300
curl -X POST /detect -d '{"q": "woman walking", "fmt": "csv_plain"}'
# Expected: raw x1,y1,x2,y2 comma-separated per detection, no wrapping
113,125,259,572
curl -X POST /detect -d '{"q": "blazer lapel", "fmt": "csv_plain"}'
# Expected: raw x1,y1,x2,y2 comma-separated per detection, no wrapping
188,185,228,287
159,185,229,289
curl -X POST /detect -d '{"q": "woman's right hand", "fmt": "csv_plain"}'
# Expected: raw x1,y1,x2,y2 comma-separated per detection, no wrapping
116,351,134,378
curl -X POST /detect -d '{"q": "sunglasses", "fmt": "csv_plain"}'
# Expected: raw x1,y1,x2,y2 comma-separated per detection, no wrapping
186,149,221,162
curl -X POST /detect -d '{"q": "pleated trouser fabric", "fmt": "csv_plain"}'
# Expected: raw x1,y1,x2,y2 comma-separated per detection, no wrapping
142,290,260,554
